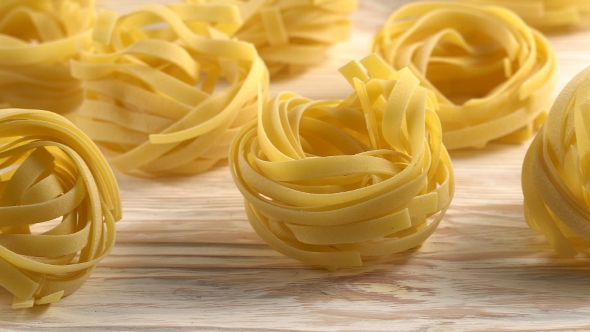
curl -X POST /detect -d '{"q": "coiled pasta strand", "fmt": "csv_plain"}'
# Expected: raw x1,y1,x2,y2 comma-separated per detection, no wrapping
0,0,95,113
458,0,590,29
71,4,269,176
185,0,357,76
0,109,121,309
522,66,590,257
230,54,454,268
371,2,557,150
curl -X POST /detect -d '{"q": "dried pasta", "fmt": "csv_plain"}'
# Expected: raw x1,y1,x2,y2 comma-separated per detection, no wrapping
230,54,454,268
70,4,269,176
0,109,121,309
522,66,590,257
0,0,94,114
185,0,357,76
371,2,556,150
458,0,590,29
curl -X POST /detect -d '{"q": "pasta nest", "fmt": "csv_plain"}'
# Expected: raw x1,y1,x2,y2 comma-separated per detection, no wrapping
522,66,590,257
0,109,121,309
185,0,357,76
71,3,269,176
371,2,557,150
230,55,454,268
458,0,590,29
0,0,94,113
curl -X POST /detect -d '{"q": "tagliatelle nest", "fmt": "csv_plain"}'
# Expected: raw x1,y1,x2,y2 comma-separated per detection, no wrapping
458,0,590,29
0,109,121,309
522,66,590,257
0,0,94,113
371,2,557,150
230,55,454,268
71,3,269,176
185,0,357,76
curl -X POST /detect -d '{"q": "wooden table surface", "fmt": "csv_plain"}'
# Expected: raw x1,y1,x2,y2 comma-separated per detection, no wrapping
3,0,590,330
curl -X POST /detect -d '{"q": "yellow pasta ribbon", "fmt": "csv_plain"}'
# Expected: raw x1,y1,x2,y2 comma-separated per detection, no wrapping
185,0,357,76
230,54,454,268
458,0,590,29
0,109,121,309
0,0,94,114
371,2,556,150
70,4,269,176
522,66,590,257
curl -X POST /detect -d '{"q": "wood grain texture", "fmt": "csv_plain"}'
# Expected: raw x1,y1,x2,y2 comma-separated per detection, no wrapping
3,0,590,330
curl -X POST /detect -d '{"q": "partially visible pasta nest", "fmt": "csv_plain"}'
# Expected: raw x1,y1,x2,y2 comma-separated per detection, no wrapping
0,109,121,309
371,2,556,150
185,0,357,76
0,0,95,113
71,3,269,176
230,54,454,268
458,0,590,29
522,66,590,257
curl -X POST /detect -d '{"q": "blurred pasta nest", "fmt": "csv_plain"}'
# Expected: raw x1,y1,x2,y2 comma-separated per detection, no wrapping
0,109,121,309
371,2,556,150
458,0,590,29
230,55,454,268
71,3,269,176
522,66,590,257
0,0,94,113
186,0,357,76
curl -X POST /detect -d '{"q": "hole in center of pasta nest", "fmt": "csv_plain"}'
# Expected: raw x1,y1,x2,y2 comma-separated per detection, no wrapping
295,109,411,174
423,37,511,105
297,111,373,158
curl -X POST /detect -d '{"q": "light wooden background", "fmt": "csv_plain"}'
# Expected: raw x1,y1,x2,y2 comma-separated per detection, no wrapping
3,0,590,331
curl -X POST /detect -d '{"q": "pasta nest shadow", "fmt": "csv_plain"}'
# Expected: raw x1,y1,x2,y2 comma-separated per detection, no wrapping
458,0,590,30
71,3,269,176
230,54,455,269
0,109,121,309
185,0,358,77
0,0,95,114
371,2,557,150
522,66,590,258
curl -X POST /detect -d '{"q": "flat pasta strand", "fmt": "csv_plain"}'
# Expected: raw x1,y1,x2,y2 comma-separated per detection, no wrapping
0,0,94,113
230,54,455,268
71,4,269,176
371,2,557,150
0,109,121,309
185,0,357,76
458,0,590,29
522,66,590,257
